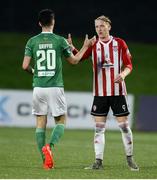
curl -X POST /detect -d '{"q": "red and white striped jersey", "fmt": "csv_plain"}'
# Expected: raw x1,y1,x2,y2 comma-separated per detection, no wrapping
82,36,132,96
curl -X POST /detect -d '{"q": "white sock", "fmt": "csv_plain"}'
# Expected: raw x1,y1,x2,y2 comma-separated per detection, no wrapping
118,121,133,156
94,122,106,160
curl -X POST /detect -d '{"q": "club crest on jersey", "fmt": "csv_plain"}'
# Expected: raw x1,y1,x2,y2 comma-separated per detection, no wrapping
113,46,118,51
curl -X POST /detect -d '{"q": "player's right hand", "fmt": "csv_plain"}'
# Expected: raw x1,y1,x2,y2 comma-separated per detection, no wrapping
67,33,75,50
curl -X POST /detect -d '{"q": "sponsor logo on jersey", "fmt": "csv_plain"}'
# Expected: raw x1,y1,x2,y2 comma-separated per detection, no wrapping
38,71,55,77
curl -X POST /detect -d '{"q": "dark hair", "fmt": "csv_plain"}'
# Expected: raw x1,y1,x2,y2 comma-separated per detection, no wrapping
38,9,55,26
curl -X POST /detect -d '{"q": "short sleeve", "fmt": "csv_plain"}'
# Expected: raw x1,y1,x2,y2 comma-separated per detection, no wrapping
61,38,72,58
24,39,33,57
120,39,132,71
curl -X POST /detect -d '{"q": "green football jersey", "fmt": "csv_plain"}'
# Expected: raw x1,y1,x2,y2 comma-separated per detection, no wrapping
24,32,72,87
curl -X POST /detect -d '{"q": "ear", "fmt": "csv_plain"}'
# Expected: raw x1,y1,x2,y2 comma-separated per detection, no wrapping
52,19,55,26
39,22,42,27
108,24,111,31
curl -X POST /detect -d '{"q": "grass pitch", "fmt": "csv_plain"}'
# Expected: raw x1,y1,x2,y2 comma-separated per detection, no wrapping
0,127,157,179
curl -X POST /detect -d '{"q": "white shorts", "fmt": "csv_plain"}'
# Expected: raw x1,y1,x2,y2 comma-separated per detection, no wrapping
32,87,67,117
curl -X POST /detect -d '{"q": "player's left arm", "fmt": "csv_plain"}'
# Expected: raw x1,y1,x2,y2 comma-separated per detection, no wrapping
115,40,132,83
22,56,34,75
22,39,34,75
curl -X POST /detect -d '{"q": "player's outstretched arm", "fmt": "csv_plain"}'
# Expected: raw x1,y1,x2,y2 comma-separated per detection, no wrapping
66,34,95,64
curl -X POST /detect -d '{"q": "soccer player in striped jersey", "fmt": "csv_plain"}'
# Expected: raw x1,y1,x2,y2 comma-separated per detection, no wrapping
22,9,93,170
68,15,139,171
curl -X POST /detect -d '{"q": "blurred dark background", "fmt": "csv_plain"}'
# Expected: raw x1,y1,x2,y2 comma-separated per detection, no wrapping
0,0,157,43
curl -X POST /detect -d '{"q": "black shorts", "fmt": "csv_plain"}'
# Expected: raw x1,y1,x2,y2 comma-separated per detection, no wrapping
91,96,130,117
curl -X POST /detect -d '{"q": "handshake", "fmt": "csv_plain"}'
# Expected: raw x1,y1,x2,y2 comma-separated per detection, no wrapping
67,33,96,50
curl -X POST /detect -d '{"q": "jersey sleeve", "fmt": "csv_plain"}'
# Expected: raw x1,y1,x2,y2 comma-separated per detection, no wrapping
81,46,92,60
61,38,72,58
120,39,133,71
24,38,33,57
81,40,97,61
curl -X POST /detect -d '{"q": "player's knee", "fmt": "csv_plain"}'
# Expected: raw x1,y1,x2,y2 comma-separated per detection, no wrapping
95,122,106,134
118,121,130,133
54,114,66,124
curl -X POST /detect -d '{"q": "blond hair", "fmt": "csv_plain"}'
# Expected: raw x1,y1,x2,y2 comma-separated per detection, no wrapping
95,15,111,24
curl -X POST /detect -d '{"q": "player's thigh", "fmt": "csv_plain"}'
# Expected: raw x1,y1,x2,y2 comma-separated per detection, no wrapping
32,87,48,115
110,95,130,117
47,87,67,117
91,96,110,116
116,115,128,123
93,116,107,123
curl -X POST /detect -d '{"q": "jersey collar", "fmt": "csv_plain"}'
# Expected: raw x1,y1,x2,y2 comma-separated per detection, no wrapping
41,32,53,34
98,36,113,45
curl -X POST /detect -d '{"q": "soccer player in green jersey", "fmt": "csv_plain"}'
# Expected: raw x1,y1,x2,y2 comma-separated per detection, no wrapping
22,9,93,170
